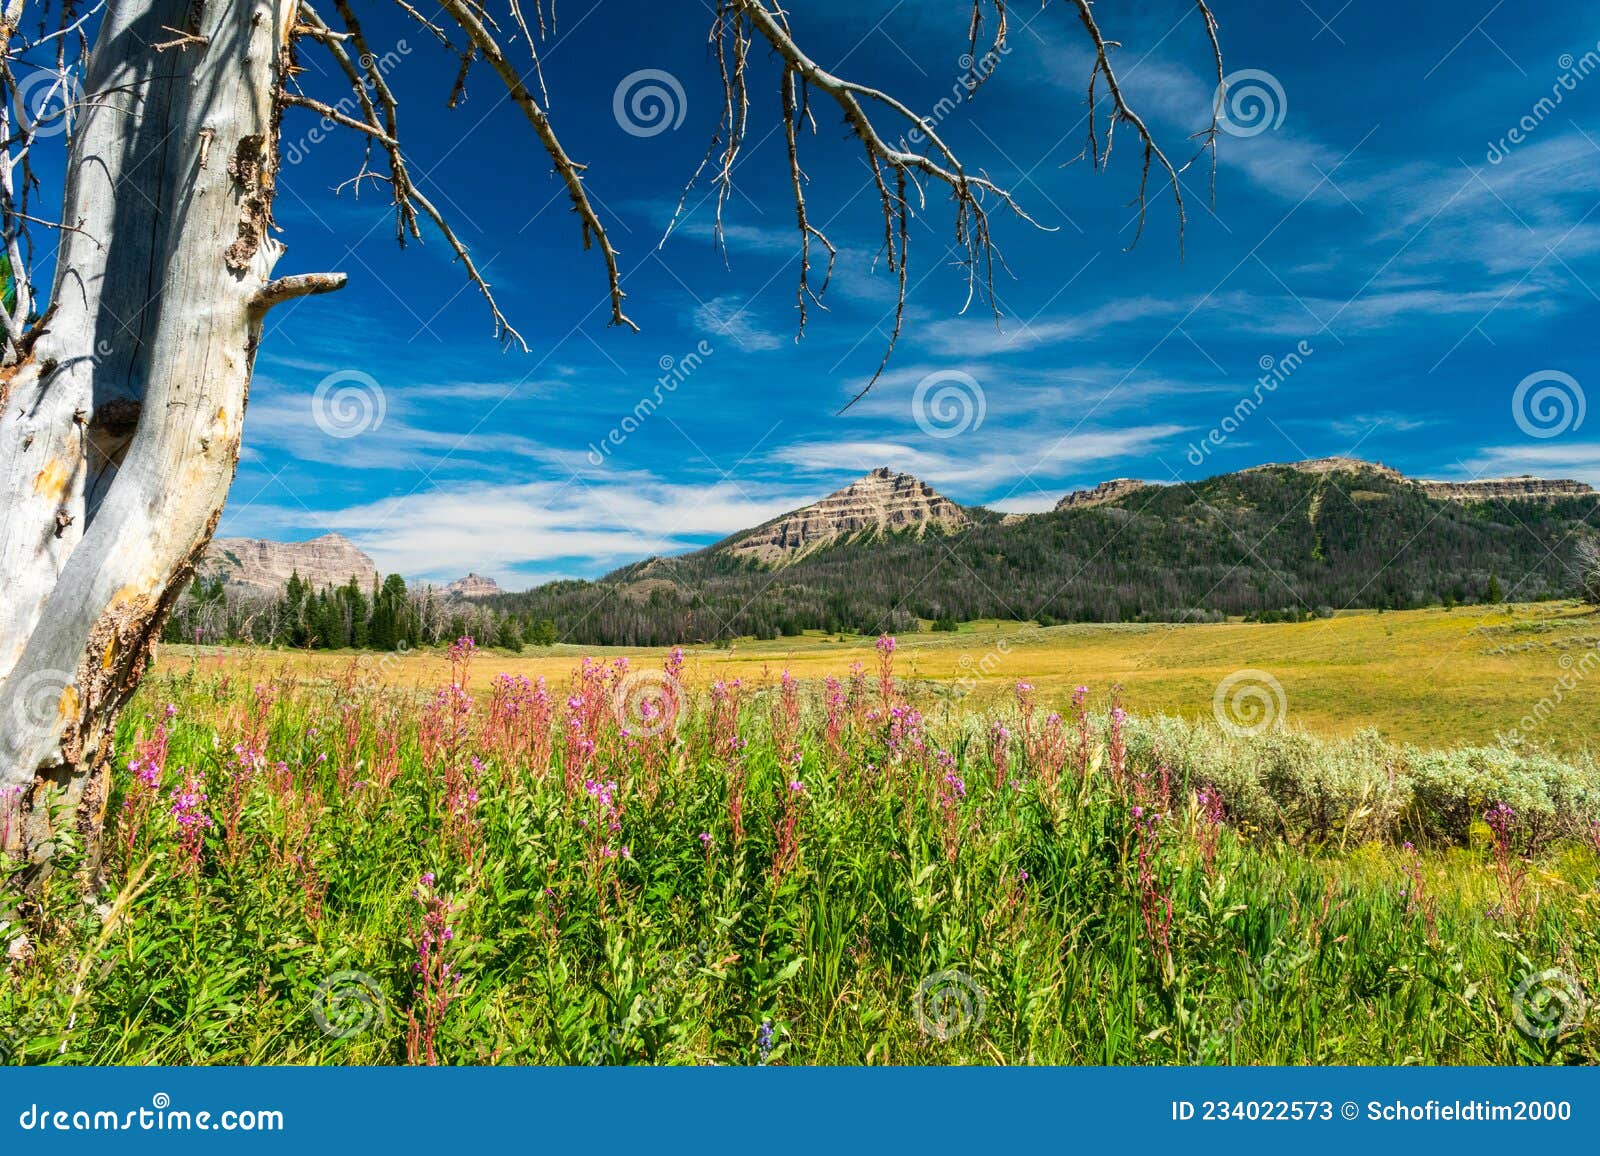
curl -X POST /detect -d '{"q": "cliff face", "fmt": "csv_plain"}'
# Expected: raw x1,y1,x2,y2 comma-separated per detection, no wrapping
1246,456,1407,481
200,533,378,595
1054,478,1150,511
1417,477,1595,503
444,573,502,599
1240,458,1592,503
721,467,970,565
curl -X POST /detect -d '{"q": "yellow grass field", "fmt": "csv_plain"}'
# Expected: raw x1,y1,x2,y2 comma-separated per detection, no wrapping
157,600,1600,756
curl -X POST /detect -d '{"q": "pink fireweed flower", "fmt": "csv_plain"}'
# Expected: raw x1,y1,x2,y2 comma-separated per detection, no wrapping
1483,802,1526,918
407,875,463,1065
773,669,804,767
875,635,898,710
1194,784,1226,876
936,751,967,862
989,720,1013,792
1107,694,1128,786
168,771,213,874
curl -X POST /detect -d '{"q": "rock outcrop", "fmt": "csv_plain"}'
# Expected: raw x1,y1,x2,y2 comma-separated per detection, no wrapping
1245,456,1407,481
1054,478,1150,511
720,467,970,565
444,573,502,599
1417,476,1595,503
1245,457,1592,503
199,533,378,595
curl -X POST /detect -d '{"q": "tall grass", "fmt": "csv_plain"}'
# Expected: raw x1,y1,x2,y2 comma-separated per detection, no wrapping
1,639,1595,1065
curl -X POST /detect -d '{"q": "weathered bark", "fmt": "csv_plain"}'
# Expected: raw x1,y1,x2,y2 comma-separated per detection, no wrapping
0,0,304,871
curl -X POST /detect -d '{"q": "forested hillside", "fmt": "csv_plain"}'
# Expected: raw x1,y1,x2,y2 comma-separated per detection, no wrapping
485,464,1597,645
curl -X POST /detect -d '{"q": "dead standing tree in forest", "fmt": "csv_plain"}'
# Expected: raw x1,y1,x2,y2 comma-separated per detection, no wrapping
0,0,1222,872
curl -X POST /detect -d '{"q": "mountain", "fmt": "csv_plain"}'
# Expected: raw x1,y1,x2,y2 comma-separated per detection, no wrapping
486,458,1599,645
444,573,502,599
199,533,378,595
1419,477,1596,502
1055,478,1151,511
1245,456,1592,502
718,467,971,564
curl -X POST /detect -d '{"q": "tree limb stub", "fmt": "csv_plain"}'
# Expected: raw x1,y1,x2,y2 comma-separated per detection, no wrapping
252,271,348,311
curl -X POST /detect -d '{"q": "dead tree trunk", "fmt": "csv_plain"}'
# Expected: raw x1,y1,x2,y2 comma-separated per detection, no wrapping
0,0,333,872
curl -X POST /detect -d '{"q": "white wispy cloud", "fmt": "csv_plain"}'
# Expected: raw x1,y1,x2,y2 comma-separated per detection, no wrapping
317,475,815,585
691,294,787,351
769,424,1184,498
1452,442,1600,486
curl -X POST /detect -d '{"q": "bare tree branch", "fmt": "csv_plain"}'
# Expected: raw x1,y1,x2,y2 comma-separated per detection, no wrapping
434,0,638,334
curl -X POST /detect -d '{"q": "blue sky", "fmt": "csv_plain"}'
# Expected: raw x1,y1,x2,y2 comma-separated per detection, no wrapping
220,0,1600,586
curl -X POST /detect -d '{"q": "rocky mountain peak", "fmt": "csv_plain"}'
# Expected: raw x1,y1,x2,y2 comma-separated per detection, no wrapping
719,468,969,565
200,533,378,595
1246,456,1405,480
1054,478,1150,511
444,573,502,599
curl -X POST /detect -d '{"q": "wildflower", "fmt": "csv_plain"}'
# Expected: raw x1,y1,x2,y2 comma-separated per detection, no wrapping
1195,784,1225,876
757,1020,774,1064
989,720,1013,791
936,753,967,862
168,771,213,875
408,875,463,1065
1483,802,1526,919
